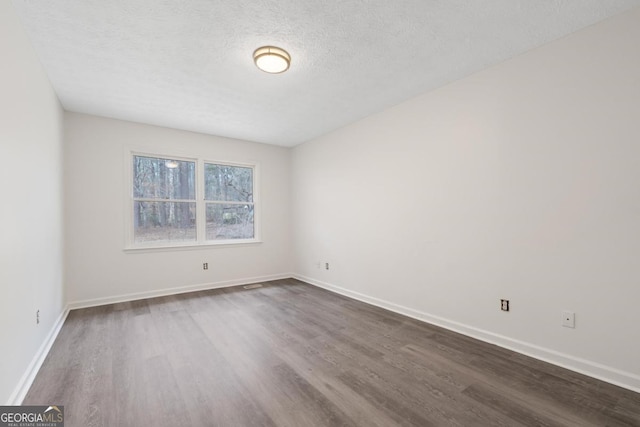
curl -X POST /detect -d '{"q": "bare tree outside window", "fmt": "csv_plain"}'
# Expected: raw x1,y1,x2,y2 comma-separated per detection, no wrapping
204,163,254,240
132,156,196,244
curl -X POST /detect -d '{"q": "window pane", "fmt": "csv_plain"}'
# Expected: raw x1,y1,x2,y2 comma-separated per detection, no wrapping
134,201,196,243
206,204,254,240
205,163,253,202
133,156,195,200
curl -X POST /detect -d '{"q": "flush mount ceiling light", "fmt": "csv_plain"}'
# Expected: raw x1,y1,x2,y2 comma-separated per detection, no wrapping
253,46,291,74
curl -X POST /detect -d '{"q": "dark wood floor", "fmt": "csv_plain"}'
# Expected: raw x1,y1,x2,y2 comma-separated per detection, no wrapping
25,279,640,426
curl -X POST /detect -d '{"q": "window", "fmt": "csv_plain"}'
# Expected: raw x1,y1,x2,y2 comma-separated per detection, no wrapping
205,163,254,240
132,156,196,244
129,153,258,249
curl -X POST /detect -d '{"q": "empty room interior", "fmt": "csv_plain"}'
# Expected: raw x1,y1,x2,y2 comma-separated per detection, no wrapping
2,0,640,425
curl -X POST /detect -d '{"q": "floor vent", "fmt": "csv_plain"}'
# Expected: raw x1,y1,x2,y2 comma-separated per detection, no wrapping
243,284,263,290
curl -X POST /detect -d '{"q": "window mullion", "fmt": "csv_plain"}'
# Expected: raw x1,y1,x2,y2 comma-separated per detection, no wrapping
133,198,196,203
196,158,206,243
204,200,254,205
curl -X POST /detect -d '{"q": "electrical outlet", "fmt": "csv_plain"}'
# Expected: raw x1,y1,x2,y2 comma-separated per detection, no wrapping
562,311,575,328
325,262,330,270
500,299,509,312
36,309,40,325
203,263,208,270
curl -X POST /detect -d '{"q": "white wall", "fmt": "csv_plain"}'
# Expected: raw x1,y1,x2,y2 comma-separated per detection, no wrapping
64,113,292,305
0,2,65,404
292,8,640,390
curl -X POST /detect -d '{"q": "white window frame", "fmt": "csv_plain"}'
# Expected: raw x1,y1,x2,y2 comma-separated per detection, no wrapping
125,150,261,252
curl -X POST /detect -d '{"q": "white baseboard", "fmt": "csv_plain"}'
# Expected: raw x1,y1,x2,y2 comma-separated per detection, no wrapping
68,273,293,310
13,273,637,407
7,307,69,405
293,274,640,394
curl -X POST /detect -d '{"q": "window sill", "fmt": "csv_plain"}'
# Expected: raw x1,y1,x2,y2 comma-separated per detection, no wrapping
124,239,262,254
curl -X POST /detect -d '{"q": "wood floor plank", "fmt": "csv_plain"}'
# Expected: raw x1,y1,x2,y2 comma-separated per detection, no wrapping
271,342,405,427
462,382,571,427
400,343,606,427
24,279,640,427
192,299,351,427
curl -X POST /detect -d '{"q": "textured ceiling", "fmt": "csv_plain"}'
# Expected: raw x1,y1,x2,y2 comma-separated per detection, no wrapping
12,0,640,146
